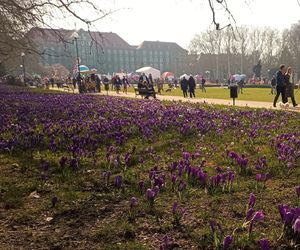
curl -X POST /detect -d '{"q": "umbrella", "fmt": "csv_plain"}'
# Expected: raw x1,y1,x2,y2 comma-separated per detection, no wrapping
136,66,161,79
161,72,174,79
79,65,90,72
180,74,190,80
128,72,139,81
194,74,203,81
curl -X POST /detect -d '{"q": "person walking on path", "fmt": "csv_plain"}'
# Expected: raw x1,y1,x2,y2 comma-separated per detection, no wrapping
201,78,206,93
180,76,188,98
96,75,101,93
122,76,129,94
284,67,298,107
273,64,287,107
115,75,122,94
157,78,164,95
188,75,196,98
103,76,109,95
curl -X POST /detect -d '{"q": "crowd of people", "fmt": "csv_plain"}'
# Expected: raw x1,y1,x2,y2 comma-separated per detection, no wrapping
12,66,298,108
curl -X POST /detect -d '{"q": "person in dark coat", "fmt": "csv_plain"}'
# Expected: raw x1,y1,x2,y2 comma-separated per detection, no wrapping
96,75,101,93
122,76,129,94
148,74,153,84
188,75,196,98
103,76,109,95
139,73,149,84
273,64,287,107
284,67,298,107
115,75,122,94
201,78,206,93
180,77,188,98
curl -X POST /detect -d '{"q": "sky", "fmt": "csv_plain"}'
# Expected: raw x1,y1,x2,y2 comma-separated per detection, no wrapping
58,0,300,49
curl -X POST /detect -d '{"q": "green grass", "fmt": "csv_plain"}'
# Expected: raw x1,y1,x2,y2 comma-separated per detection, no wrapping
127,85,296,103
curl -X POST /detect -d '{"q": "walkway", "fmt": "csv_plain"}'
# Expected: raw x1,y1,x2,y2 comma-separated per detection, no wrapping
96,90,300,111
54,87,300,111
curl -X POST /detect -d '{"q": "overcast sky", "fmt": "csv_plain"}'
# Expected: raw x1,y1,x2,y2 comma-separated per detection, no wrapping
59,0,300,48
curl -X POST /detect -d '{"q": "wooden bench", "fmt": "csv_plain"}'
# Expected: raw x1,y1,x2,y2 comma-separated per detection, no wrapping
134,88,156,99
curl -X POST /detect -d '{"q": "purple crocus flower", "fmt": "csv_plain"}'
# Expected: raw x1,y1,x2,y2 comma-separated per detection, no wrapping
171,173,177,184
102,171,112,185
160,235,170,250
293,217,300,233
258,239,270,250
138,180,145,191
246,208,255,221
59,156,68,168
252,211,264,222
149,170,156,180
228,171,235,182
182,151,191,160
69,157,78,171
248,193,256,208
223,235,233,250
296,186,300,198
114,175,123,189
172,201,178,214
256,173,263,182
130,197,138,208
178,181,187,192
51,196,58,207
146,188,156,201
153,185,160,195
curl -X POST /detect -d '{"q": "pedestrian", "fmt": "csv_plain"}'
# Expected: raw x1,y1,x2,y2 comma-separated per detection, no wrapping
103,76,109,95
50,77,55,88
115,75,122,94
96,75,101,93
173,77,178,88
284,67,298,107
201,78,206,93
122,76,129,94
111,76,116,91
238,79,244,94
157,78,164,94
72,77,76,89
148,74,153,85
273,64,287,107
180,76,188,98
270,75,276,95
188,75,196,98
139,73,149,85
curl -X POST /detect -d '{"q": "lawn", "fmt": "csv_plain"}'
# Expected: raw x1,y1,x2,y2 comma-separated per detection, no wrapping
127,85,297,103
0,85,300,249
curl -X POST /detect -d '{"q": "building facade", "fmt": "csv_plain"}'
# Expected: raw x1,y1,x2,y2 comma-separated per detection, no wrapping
30,28,189,76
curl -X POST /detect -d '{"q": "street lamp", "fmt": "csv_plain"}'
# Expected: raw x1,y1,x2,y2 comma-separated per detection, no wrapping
71,31,82,93
21,52,26,85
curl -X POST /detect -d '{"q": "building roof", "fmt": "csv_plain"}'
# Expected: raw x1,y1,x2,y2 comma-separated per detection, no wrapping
88,31,132,49
28,28,132,49
28,28,187,53
137,41,187,53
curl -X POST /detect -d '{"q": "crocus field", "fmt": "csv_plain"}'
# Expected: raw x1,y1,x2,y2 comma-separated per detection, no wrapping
1,85,300,249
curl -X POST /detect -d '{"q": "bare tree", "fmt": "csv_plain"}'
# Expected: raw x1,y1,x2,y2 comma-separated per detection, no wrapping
0,0,114,68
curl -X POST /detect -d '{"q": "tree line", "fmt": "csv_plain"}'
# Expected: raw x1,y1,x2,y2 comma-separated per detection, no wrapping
189,22,300,81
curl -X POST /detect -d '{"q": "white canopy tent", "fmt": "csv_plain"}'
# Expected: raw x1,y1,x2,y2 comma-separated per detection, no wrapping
136,66,161,79
180,74,190,80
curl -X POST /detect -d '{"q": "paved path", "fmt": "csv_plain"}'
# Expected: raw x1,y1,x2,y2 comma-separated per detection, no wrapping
96,90,300,111
54,87,300,111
